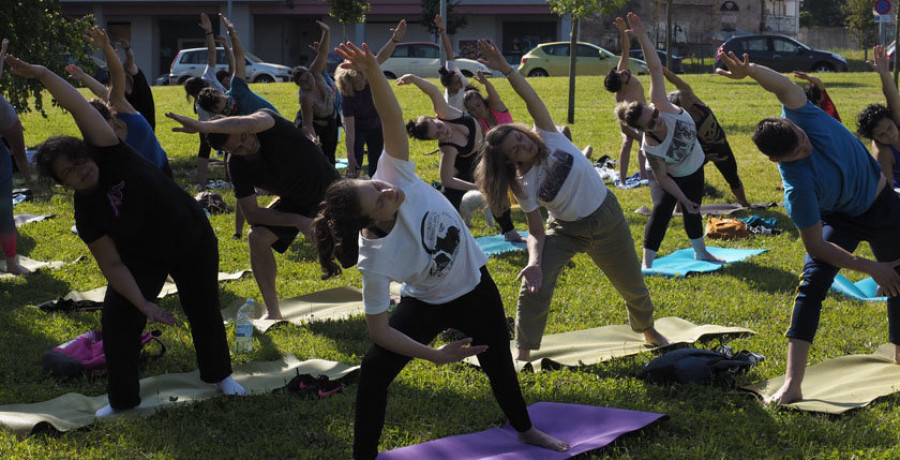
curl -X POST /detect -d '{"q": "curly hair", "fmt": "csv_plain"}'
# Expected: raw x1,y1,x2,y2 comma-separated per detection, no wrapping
197,87,222,114
184,76,209,101
751,117,799,159
334,65,364,97
856,103,894,140
475,124,546,214
604,68,623,93
34,136,96,184
312,179,371,279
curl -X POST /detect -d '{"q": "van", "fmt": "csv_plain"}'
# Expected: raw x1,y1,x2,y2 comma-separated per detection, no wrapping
168,47,291,85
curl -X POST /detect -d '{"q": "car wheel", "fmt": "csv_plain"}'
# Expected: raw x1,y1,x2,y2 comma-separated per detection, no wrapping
254,74,275,83
177,75,191,85
527,69,548,77
461,70,474,77
812,62,834,72
383,72,397,79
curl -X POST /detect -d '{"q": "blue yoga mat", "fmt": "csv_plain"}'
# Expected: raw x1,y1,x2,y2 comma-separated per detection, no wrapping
830,274,887,302
475,231,529,256
641,247,767,278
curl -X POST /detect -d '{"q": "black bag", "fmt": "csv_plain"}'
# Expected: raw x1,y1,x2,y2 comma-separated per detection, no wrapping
641,346,764,385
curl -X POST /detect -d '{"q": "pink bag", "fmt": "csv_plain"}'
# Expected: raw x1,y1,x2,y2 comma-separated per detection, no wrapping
42,330,165,377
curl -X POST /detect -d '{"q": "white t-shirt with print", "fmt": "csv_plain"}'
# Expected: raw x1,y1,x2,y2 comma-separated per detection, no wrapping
641,107,705,178
513,129,608,222
444,61,469,114
358,153,489,314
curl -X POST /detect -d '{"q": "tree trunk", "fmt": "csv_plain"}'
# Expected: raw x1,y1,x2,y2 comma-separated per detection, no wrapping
567,18,578,124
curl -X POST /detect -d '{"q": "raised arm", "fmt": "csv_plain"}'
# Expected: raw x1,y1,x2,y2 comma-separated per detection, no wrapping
4,55,118,146
614,17,631,72
435,14,455,61
120,40,138,75
477,39,555,131
375,19,406,65
309,21,331,75
627,13,675,112
474,70,507,112
217,36,235,77
86,28,135,114
337,42,408,161
64,64,109,100
220,14,245,79
396,73,461,120
662,66,693,96
792,71,823,90
199,14,217,68
716,51,807,109
165,109,275,134
868,45,900,123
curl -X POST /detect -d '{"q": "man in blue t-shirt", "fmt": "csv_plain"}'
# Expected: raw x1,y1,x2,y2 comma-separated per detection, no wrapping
718,51,900,405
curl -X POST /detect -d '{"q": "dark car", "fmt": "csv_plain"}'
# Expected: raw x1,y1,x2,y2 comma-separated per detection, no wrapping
629,49,683,73
714,34,848,73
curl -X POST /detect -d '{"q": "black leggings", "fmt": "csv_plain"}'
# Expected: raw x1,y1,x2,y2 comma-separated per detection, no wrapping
101,232,232,410
644,166,705,252
197,132,212,159
704,141,742,190
314,115,339,165
353,267,531,459
352,123,384,177
443,187,517,234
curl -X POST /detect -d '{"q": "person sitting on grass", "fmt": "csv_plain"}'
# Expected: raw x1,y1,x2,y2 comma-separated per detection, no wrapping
312,41,569,459
614,13,723,269
604,16,647,186
400,72,524,242
166,108,339,321
716,46,900,405
475,37,668,363
4,52,245,416
662,67,751,207
856,46,900,192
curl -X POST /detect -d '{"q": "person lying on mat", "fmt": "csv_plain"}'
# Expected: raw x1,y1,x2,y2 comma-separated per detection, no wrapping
474,36,668,363
312,41,568,459
614,13,723,269
165,108,339,320
604,16,647,186
4,52,245,416
399,73,524,242
717,46,900,405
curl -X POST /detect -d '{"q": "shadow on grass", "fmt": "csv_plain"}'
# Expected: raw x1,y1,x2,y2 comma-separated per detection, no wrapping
721,263,798,294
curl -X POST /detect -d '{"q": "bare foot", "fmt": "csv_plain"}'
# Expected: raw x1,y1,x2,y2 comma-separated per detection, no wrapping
504,230,525,243
515,347,531,362
4,262,31,276
517,427,569,452
643,328,669,347
694,250,725,264
764,382,802,405
260,311,283,320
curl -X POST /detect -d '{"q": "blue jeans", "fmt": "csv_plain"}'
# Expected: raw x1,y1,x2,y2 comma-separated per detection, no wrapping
787,186,900,344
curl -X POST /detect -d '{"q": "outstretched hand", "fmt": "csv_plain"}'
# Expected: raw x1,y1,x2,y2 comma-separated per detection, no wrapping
316,20,330,33
434,13,445,33
680,199,701,215
141,301,177,326
432,337,488,364
64,64,85,79
614,16,628,33
199,13,212,32
715,51,750,79
3,55,45,79
517,264,542,294
85,27,111,50
395,73,416,85
872,258,900,297
474,69,488,85
335,42,378,73
219,13,234,31
165,112,204,134
867,45,890,74
391,19,407,42
626,12,645,36
476,39,507,72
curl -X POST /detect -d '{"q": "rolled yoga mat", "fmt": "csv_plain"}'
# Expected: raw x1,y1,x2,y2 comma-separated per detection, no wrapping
829,274,887,302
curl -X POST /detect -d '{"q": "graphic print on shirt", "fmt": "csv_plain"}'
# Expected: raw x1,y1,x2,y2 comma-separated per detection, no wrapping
694,105,725,145
106,180,125,217
666,119,698,163
538,149,574,202
419,210,461,277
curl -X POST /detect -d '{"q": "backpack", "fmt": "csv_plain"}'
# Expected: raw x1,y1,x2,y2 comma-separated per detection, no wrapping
42,330,166,378
705,217,750,239
640,346,764,385
194,191,232,215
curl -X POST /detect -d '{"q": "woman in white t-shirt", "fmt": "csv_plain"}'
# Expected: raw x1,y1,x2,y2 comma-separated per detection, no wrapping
614,13,723,269
312,42,568,460
474,39,668,363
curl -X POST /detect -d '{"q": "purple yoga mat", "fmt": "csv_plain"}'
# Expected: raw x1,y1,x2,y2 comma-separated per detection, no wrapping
378,402,666,459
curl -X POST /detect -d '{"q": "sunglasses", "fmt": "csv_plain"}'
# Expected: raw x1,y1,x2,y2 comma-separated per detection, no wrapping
643,108,660,132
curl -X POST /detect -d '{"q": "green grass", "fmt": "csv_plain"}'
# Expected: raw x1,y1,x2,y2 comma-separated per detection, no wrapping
2,73,898,458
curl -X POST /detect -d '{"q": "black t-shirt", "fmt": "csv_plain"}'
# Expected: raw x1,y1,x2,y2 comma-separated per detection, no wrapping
126,69,156,130
228,109,340,215
74,141,210,264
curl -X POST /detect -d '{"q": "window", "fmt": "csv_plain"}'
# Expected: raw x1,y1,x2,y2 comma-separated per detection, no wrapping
180,50,204,64
543,44,569,57
773,38,800,54
391,45,410,58
418,45,440,59
742,38,768,52
576,45,598,57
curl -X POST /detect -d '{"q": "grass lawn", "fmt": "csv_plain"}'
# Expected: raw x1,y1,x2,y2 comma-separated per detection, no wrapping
3,71,899,458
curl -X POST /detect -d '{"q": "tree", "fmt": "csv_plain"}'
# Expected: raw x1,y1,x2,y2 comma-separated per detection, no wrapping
800,0,845,28
0,0,93,114
546,0,627,123
421,0,468,36
322,0,370,24
843,0,877,62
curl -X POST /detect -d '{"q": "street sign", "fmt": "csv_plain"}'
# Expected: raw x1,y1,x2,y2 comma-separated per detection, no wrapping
875,0,892,15
875,14,892,23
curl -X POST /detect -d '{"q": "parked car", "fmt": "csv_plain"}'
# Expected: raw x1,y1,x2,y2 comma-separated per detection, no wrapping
629,49,683,74
379,42,492,79
62,51,109,85
516,42,648,77
167,47,291,85
714,35,848,73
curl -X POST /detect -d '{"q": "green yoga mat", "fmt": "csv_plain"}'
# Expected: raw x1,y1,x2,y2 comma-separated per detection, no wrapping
464,316,755,371
0,356,359,437
742,343,900,415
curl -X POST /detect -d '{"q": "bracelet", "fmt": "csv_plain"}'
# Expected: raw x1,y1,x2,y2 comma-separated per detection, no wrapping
502,67,514,77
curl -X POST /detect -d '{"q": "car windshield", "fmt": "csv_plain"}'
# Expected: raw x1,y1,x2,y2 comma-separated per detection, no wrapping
244,52,262,63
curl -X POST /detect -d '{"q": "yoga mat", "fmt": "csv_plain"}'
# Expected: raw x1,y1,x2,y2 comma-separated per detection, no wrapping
475,231,530,256
830,274,887,302
742,343,900,415
221,286,366,332
0,356,359,437
14,213,54,227
641,247,767,278
0,255,64,279
634,202,779,217
379,402,666,459
465,316,755,372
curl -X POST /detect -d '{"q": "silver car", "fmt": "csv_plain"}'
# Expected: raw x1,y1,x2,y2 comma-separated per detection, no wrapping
380,42,493,79
167,47,291,85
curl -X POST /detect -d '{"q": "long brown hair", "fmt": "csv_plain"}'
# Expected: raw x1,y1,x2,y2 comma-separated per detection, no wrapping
475,123,547,214
312,179,372,280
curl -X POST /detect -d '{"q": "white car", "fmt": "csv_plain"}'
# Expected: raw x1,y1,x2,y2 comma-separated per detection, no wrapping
380,42,493,79
167,47,291,85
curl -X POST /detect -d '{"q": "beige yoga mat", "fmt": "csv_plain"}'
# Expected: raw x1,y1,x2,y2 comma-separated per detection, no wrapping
0,355,359,437
465,316,755,372
222,286,366,332
634,202,779,217
0,255,64,279
49,271,250,303
742,343,900,415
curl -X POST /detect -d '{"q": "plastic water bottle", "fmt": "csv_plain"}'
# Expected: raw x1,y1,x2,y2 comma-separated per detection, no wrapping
234,299,255,354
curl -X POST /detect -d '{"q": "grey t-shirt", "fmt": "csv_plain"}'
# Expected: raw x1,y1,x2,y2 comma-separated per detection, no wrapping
0,96,18,132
